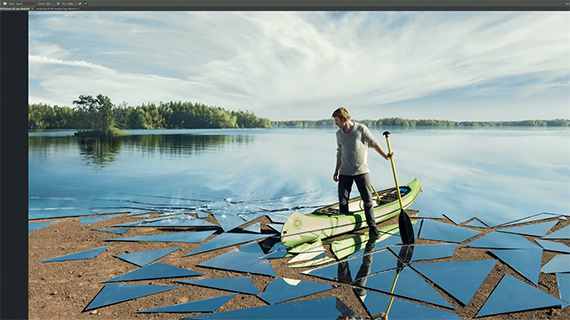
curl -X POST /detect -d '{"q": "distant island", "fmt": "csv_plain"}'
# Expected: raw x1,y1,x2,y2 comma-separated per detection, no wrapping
271,118,570,127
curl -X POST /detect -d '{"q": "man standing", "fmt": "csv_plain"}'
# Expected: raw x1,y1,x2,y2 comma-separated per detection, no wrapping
332,107,394,238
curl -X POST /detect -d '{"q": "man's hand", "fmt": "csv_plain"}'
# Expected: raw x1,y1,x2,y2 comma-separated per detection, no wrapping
333,172,339,182
385,152,395,160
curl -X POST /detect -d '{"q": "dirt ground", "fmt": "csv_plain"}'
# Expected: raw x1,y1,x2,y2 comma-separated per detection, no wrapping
29,211,570,320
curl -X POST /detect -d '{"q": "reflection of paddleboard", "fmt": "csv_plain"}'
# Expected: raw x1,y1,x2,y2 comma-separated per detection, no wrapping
280,178,421,247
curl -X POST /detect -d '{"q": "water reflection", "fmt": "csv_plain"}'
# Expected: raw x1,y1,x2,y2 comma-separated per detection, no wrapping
78,138,121,167
337,237,376,300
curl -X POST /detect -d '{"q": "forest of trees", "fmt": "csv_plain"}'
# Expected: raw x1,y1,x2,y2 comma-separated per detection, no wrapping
271,118,570,127
28,95,272,133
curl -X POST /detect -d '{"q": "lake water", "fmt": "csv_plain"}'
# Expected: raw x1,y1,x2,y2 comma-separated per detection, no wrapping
29,127,570,227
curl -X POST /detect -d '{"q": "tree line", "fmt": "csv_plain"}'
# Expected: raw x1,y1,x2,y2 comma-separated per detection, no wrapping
28,95,272,132
271,118,570,127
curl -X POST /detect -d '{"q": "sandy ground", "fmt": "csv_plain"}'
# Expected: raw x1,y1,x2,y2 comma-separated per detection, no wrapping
29,211,570,320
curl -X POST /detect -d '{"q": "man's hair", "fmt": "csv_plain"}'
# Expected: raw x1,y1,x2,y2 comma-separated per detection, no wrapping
332,107,351,121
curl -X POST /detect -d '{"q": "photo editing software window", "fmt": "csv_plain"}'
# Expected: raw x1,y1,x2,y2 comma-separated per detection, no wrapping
1,1,568,319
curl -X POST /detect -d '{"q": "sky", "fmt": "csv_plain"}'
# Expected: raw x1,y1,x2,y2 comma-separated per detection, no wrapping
29,12,570,122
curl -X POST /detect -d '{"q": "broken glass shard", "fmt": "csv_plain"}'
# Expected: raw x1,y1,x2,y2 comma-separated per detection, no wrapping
102,262,202,283
213,213,247,232
183,296,361,320
92,228,130,235
104,230,216,243
463,232,539,250
184,233,270,256
419,219,480,243
138,293,237,313
500,213,561,227
361,290,461,320
115,247,181,266
133,214,151,219
83,283,179,312
29,221,56,232
258,278,333,304
411,259,497,305
488,249,543,285
543,225,570,240
464,219,487,228
556,273,570,309
541,254,570,274
197,242,277,277
498,220,558,237
113,214,217,228
265,213,289,224
78,215,121,226
389,244,457,263
176,277,259,295
476,274,565,317
535,239,570,254
42,246,110,263
267,223,283,233
242,222,261,233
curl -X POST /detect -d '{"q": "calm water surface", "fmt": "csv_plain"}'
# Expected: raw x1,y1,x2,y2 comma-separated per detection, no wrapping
29,127,570,226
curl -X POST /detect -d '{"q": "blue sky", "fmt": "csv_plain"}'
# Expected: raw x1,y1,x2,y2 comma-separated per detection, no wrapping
29,12,569,121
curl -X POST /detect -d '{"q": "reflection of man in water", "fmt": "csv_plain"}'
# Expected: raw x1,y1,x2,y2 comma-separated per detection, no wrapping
336,236,377,302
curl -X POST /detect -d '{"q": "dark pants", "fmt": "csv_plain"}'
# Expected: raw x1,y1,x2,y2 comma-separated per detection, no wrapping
338,173,376,229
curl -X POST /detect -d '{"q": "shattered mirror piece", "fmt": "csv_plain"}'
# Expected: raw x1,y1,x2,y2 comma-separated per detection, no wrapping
29,221,56,232
176,277,259,295
488,249,543,285
543,225,570,240
289,256,337,268
133,214,151,219
541,254,570,274
362,268,455,309
257,278,333,304
90,207,132,215
102,262,202,283
419,219,481,243
476,274,565,317
499,213,562,227
242,222,261,233
463,219,488,228
535,239,570,254
197,211,210,219
197,242,277,277
184,233,271,256
361,290,461,320
92,228,130,235
104,230,216,243
138,293,237,313
261,242,291,259
556,273,570,309
126,209,159,217
115,247,181,266
29,207,94,220
213,213,247,232
184,296,361,320
114,214,217,228
498,220,558,237
267,223,283,233
411,259,497,305
389,244,457,263
83,283,179,312
265,212,289,224
331,224,402,260
416,211,446,219
463,231,539,250
42,245,110,263
78,215,121,226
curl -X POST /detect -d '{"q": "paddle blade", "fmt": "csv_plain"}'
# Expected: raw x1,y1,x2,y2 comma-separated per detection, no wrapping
399,210,415,245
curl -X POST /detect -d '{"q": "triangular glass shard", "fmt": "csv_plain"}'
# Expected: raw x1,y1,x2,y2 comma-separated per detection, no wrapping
362,268,455,309
242,222,261,233
265,213,289,223
176,277,259,295
197,242,277,276
289,256,337,269
261,243,290,259
267,223,283,233
389,244,457,263
126,209,158,217
197,211,210,219
258,278,333,304
92,228,130,235
288,247,326,264
500,213,561,227
114,214,217,228
29,221,56,232
535,239,570,254
498,220,558,237
411,259,497,305
102,262,202,283
213,213,247,232
90,208,131,215
464,219,488,228
476,274,565,317
419,219,481,243
416,211,446,219
288,239,322,254
361,290,461,320
138,293,237,313
463,232,539,250
543,225,570,240
42,246,110,263
133,214,151,219
104,230,216,243
183,297,361,320
332,230,402,260
115,247,181,266
489,249,543,285
83,283,179,312
184,233,270,256
78,215,121,226
556,273,570,309
541,254,570,273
